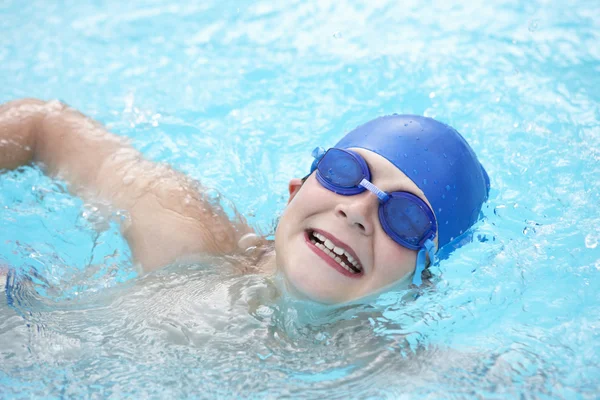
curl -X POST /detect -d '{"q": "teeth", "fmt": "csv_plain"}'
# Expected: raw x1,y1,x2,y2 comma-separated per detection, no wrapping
311,231,362,273
339,262,352,273
311,231,362,272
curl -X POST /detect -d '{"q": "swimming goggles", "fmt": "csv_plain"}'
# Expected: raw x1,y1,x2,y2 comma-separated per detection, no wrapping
309,147,437,286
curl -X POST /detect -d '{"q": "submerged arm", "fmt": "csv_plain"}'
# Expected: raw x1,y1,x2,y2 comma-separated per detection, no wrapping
0,99,252,271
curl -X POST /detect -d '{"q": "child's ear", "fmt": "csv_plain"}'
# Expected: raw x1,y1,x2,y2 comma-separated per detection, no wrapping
287,178,303,204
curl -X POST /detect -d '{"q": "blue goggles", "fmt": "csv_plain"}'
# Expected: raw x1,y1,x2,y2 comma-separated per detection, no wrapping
309,147,437,286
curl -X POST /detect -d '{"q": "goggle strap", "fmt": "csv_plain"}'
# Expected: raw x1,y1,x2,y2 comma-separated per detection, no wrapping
310,146,327,173
359,178,390,202
412,239,436,287
424,238,436,266
412,247,427,286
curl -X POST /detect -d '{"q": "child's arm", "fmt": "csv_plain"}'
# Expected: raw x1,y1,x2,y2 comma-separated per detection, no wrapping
0,99,252,272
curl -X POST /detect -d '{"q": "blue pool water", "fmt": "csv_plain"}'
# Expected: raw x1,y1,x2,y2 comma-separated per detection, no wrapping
1,0,600,398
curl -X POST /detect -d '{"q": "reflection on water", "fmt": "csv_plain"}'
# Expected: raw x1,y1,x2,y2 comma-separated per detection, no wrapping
0,259,573,398
1,263,414,397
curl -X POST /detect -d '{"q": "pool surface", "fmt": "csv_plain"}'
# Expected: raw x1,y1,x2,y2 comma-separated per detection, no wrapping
1,0,599,398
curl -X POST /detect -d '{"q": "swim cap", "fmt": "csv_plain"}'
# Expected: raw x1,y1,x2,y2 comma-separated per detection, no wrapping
335,115,489,249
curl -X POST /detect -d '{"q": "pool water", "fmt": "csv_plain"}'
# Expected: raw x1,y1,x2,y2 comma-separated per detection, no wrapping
1,0,599,398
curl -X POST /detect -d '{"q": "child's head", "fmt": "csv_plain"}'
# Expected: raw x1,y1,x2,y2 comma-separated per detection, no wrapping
274,115,490,304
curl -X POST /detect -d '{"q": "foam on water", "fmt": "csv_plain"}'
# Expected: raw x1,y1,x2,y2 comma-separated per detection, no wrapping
1,0,600,398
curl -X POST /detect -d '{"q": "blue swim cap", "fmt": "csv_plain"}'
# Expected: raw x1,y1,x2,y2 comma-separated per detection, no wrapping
335,115,489,250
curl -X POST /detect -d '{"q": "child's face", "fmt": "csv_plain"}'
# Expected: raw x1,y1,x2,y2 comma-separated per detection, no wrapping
274,148,437,304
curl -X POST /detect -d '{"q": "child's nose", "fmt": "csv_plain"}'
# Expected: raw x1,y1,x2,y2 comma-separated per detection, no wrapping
334,192,379,235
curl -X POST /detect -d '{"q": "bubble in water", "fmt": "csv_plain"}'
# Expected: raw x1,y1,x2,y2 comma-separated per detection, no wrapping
528,19,539,32
256,305,273,317
333,31,343,39
585,234,598,249
113,210,132,229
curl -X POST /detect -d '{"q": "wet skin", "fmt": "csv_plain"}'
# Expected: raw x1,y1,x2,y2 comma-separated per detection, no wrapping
271,148,438,304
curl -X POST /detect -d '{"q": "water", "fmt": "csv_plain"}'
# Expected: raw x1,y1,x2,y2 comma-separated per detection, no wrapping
1,0,600,398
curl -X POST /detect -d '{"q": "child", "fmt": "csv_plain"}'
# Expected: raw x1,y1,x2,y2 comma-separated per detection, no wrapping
0,98,489,304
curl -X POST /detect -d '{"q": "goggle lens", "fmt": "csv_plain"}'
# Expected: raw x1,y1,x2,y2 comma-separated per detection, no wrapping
381,195,434,248
316,149,365,188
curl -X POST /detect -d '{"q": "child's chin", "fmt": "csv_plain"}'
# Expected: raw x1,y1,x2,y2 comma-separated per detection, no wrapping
282,270,347,305
279,246,353,304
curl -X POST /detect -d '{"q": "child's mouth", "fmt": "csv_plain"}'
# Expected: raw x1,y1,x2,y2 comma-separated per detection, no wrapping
306,229,364,275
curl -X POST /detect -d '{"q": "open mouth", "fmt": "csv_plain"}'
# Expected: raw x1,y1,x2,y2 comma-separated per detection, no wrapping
307,229,364,275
